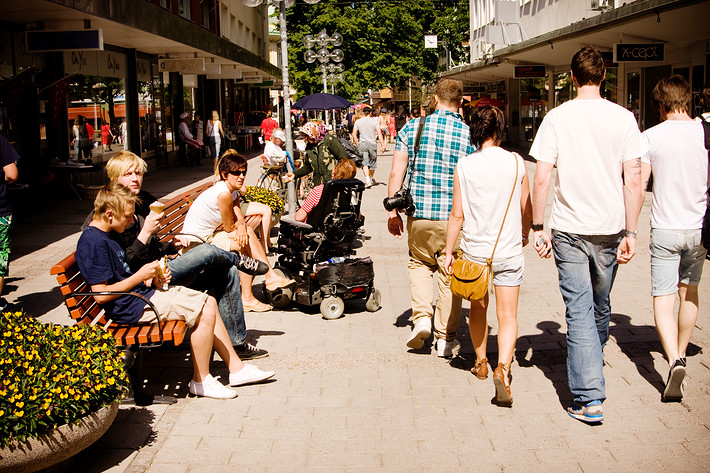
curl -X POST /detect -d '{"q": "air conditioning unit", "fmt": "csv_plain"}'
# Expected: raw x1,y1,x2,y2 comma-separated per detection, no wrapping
591,0,612,11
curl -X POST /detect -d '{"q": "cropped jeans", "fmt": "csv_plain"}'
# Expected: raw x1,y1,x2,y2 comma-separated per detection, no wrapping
167,244,246,346
551,230,623,404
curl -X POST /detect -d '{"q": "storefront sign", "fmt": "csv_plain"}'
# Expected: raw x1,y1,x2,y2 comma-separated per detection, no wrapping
136,59,151,81
515,65,546,78
239,74,263,83
158,58,205,73
27,30,103,51
63,50,126,79
613,43,664,62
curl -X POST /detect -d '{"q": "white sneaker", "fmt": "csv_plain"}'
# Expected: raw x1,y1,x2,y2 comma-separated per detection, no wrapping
229,363,275,386
365,178,372,188
435,338,461,358
406,318,431,349
188,374,238,399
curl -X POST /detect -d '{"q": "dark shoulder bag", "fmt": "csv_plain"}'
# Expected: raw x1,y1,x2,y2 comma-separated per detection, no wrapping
700,116,710,251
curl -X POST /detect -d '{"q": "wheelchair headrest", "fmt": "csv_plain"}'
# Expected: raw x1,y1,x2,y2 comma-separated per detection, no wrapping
307,178,365,231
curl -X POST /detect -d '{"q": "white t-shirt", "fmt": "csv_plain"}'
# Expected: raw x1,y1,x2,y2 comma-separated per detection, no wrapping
457,147,525,260
641,120,708,229
264,141,287,165
530,98,643,235
353,116,379,144
182,181,238,239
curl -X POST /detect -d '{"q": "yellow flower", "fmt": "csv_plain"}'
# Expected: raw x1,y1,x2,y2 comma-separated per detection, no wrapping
15,410,23,417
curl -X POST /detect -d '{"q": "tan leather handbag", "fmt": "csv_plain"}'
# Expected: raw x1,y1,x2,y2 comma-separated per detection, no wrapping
450,153,519,301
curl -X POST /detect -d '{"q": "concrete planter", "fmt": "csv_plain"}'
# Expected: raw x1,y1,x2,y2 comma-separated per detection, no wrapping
0,402,118,473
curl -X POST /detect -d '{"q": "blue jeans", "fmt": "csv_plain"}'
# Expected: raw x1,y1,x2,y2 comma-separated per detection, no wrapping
551,230,623,404
166,244,245,346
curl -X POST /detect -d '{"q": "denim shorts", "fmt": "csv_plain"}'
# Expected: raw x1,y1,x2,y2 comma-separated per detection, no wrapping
358,141,378,169
463,253,524,287
650,228,707,296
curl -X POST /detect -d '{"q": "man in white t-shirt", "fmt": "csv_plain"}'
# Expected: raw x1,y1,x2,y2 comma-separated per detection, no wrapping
640,76,708,402
530,47,644,424
352,106,384,188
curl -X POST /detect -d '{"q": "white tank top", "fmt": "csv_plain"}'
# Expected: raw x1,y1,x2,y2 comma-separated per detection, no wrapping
457,147,524,260
208,120,221,140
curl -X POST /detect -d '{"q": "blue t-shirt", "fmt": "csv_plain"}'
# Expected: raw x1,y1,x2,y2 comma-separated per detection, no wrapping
0,135,20,217
76,225,155,324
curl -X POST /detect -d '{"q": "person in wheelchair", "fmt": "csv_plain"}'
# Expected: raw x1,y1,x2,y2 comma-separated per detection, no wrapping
294,158,357,224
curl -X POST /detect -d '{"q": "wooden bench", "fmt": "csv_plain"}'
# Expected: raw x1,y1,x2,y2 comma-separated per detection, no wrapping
50,180,214,405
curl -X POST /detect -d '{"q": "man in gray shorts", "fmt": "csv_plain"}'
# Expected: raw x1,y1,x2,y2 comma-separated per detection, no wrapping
352,106,384,188
641,75,708,402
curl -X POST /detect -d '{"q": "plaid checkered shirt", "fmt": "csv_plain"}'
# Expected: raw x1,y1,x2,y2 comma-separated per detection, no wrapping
394,110,474,220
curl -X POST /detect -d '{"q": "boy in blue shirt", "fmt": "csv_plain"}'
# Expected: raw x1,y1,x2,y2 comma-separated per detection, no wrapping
76,185,274,399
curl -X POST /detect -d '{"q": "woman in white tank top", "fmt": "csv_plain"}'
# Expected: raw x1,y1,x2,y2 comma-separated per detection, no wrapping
444,106,532,407
207,110,225,165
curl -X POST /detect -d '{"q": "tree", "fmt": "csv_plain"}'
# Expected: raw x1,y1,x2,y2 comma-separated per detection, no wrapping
285,0,469,102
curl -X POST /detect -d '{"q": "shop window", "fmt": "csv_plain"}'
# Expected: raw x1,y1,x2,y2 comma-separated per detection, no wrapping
520,77,548,142
627,71,640,124
602,67,618,103
554,72,573,106
67,76,126,164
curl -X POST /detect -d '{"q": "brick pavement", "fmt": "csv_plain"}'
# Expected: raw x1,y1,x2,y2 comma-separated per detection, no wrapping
12,144,710,472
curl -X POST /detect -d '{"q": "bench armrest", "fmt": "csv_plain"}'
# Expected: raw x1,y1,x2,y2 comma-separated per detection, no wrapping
69,290,166,345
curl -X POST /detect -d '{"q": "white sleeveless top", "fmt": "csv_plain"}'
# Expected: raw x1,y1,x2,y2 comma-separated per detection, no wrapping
207,120,221,141
457,147,524,260
182,181,237,239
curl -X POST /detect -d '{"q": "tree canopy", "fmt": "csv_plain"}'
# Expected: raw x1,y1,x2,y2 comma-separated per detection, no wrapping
285,0,469,102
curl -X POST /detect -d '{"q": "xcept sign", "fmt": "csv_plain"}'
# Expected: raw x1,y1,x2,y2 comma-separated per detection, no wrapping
613,43,664,62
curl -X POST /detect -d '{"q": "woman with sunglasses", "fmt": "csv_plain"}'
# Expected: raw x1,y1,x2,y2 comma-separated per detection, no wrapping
183,150,295,312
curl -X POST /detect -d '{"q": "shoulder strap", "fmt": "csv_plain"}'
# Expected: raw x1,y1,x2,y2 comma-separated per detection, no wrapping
405,116,428,189
700,115,710,151
488,152,520,265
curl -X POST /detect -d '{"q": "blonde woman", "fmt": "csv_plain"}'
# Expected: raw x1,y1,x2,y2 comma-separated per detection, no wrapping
207,110,225,166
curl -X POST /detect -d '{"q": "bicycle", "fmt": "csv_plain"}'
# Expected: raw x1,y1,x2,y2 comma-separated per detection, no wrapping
256,155,288,201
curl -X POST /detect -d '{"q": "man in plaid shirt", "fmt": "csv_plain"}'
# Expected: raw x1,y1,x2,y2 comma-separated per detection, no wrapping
387,78,475,356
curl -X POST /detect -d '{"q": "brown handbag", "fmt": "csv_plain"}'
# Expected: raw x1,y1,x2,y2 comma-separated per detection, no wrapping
450,153,519,301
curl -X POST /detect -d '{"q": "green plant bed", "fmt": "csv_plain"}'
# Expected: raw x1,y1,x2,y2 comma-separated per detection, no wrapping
0,310,127,451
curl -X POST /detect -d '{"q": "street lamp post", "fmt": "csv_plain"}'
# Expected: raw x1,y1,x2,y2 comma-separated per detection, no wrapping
242,0,321,214
303,30,344,127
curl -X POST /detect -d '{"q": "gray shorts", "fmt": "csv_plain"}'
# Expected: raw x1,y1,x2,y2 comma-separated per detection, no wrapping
650,228,706,296
139,285,208,328
358,141,377,169
463,253,524,287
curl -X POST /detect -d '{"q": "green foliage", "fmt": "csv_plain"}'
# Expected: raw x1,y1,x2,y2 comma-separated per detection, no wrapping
244,186,285,215
0,310,127,448
285,0,469,102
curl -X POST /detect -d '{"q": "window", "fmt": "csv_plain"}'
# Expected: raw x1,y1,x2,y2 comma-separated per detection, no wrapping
178,0,191,20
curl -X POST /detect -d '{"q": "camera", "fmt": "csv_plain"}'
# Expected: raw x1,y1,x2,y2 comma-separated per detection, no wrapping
383,188,416,216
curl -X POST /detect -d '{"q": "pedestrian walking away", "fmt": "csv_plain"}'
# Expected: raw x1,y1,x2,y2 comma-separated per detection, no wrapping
444,105,532,407
529,46,644,424
387,78,475,355
640,75,709,402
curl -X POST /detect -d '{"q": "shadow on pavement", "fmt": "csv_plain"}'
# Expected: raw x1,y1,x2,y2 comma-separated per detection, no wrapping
610,312,702,397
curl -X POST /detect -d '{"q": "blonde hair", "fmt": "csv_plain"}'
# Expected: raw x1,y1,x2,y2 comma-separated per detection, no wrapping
93,184,139,221
105,151,147,183
211,110,220,121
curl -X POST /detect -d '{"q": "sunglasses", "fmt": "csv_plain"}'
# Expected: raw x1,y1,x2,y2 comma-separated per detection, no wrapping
227,169,247,177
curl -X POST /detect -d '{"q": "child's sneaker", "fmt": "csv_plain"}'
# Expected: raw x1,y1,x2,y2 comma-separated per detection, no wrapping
567,400,603,424
229,364,275,386
189,374,238,399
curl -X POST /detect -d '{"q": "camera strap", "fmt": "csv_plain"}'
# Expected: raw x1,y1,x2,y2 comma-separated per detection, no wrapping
405,116,428,189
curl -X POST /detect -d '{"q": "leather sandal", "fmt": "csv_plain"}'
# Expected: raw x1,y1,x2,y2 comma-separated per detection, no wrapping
265,277,296,292
471,357,489,380
492,362,513,407
242,299,271,312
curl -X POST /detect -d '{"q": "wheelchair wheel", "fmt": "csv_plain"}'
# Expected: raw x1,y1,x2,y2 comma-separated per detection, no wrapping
267,267,293,309
320,296,345,320
365,288,382,312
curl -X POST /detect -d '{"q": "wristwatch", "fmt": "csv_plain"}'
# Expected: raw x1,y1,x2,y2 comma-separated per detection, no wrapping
531,223,544,231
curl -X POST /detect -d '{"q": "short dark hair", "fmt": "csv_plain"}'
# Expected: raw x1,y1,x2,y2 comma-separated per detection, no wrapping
571,46,605,86
363,107,371,116
469,106,505,149
434,78,463,106
651,75,691,115
217,149,247,180
700,88,710,113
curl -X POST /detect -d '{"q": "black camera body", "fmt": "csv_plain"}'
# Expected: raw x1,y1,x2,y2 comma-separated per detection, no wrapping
383,188,416,216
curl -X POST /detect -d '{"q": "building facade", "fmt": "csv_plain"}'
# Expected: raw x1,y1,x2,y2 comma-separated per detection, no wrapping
449,0,710,144
0,0,279,195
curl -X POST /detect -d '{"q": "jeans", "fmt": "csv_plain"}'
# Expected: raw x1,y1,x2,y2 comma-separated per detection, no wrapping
166,244,245,346
551,230,623,404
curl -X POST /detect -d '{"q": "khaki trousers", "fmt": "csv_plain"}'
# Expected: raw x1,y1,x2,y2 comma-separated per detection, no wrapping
406,217,462,342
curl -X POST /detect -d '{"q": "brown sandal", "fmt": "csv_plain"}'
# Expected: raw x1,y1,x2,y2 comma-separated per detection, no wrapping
492,362,513,407
471,357,489,380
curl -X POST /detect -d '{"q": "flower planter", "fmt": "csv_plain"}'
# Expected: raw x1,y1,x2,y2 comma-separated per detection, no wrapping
0,402,118,473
